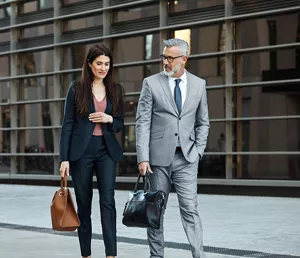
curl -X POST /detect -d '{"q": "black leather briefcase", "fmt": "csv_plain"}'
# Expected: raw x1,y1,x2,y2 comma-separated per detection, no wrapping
122,173,166,229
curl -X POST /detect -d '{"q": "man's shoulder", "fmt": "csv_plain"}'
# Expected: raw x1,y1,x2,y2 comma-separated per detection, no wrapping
186,71,206,84
144,72,162,82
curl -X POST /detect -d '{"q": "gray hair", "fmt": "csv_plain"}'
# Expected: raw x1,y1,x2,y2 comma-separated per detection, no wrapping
163,38,189,56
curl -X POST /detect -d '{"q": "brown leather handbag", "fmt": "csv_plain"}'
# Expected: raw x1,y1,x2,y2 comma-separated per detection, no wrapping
50,176,80,231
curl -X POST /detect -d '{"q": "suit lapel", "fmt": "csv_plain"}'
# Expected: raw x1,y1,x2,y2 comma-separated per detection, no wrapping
158,72,179,115
181,71,192,115
89,95,96,113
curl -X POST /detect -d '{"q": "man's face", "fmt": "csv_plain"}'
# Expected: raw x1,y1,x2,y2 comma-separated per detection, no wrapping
162,46,187,77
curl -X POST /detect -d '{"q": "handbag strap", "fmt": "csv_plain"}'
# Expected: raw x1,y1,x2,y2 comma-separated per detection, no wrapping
133,173,145,192
134,172,153,193
145,172,154,191
60,176,67,189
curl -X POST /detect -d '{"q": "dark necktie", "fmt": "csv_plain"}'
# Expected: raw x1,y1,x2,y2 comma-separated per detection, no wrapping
174,78,182,113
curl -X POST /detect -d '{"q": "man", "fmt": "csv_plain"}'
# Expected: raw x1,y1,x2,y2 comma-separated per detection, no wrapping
136,38,210,258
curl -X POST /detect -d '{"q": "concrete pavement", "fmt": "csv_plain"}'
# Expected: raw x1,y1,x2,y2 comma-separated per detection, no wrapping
0,184,300,257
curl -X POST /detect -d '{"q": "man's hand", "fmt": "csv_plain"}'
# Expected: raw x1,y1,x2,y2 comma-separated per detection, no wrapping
59,161,70,177
138,161,152,176
89,112,113,124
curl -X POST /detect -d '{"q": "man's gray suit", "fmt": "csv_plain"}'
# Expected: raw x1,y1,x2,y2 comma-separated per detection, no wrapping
136,71,210,258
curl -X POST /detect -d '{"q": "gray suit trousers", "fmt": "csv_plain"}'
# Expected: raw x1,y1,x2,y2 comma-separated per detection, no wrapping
147,149,205,258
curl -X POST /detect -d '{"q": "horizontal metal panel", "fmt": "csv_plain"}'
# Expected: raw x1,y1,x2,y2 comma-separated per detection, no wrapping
111,0,158,7
169,5,225,26
0,42,10,53
17,35,53,50
1,115,300,131
1,79,300,107
111,16,159,34
0,0,18,8
234,0,300,15
0,18,10,28
0,42,299,79
1,151,299,156
17,9,54,25
61,0,103,16
61,26,103,43
0,7,299,55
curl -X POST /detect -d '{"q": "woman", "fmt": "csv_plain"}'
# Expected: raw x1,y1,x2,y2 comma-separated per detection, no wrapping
59,44,124,258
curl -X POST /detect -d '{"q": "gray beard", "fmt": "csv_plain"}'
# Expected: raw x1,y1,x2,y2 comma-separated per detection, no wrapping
163,69,176,77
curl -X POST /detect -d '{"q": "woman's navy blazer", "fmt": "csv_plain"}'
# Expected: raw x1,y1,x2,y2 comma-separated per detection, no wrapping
59,81,124,163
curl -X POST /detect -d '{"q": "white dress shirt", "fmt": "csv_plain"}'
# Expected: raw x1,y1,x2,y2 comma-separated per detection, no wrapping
168,70,187,108
168,71,187,147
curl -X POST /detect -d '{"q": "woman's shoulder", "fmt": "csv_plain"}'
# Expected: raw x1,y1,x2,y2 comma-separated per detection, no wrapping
114,82,125,95
69,80,80,89
67,80,80,94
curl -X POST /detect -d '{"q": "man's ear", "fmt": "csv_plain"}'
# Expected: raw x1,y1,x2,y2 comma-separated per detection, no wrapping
183,56,188,64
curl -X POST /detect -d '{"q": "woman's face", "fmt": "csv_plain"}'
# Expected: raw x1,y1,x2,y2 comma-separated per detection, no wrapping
89,55,110,81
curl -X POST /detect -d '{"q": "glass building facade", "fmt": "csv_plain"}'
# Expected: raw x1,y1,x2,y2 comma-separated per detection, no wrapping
0,0,300,183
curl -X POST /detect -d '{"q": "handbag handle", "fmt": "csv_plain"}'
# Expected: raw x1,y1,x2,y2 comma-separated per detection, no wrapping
60,176,67,189
134,172,153,193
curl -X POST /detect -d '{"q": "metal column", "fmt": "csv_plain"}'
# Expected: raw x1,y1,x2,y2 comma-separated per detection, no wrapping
103,0,112,48
225,0,234,179
9,2,18,174
159,0,168,52
53,0,63,175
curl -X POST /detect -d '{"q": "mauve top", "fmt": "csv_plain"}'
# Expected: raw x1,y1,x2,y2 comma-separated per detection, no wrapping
92,95,107,136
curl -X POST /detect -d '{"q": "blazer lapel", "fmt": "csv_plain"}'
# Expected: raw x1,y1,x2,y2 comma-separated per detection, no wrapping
181,71,193,116
158,72,179,115
89,95,96,113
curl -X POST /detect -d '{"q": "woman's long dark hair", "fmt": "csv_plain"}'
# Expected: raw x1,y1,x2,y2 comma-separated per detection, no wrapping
75,44,123,116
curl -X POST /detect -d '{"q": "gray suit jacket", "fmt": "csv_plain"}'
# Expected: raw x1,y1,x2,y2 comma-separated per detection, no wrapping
136,71,210,166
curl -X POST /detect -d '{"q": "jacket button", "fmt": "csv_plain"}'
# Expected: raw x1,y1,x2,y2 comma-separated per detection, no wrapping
175,133,178,136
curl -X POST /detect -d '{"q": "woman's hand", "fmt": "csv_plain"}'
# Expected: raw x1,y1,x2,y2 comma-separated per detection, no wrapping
89,112,113,124
59,161,70,177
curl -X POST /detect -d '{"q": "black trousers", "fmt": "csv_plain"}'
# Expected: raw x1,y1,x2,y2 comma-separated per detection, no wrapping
70,136,117,257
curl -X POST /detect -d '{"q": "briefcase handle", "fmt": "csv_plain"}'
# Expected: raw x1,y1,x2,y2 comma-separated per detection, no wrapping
60,176,68,189
134,172,153,193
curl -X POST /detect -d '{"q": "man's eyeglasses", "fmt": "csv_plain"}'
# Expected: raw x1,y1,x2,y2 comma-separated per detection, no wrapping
159,54,184,63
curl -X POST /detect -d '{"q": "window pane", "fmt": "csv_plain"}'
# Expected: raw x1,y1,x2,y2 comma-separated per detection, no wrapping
113,4,159,23
39,0,53,9
0,105,10,173
17,76,54,101
239,155,300,180
63,15,103,31
21,24,53,38
124,94,139,123
63,0,85,5
116,64,161,92
113,34,160,63
236,13,300,49
240,119,300,152
236,87,300,117
0,56,9,76
0,82,10,103
174,25,224,55
236,50,299,84
62,43,99,70
17,154,55,174
18,51,54,75
186,58,225,83
168,0,224,13
0,31,9,43
19,1,38,14
207,89,225,119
